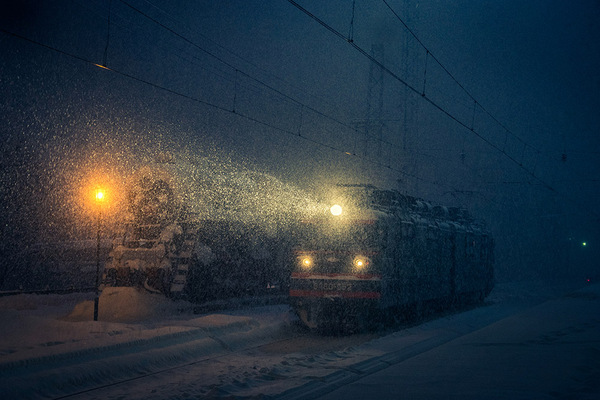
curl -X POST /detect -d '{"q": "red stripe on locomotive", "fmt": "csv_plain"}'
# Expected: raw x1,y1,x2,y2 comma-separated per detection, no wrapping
289,289,381,299
291,272,381,280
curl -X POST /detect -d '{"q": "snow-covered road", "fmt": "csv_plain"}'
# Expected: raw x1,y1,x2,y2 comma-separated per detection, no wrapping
0,281,595,399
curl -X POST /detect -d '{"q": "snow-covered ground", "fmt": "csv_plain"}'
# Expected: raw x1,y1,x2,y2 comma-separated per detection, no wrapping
0,280,596,399
0,287,294,399
311,282,600,400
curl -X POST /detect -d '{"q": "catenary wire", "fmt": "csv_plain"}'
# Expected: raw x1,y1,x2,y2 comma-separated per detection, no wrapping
105,0,509,195
285,0,600,220
0,27,459,194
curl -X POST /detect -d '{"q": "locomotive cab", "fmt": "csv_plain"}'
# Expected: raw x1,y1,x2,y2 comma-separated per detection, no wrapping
289,184,494,333
290,187,389,331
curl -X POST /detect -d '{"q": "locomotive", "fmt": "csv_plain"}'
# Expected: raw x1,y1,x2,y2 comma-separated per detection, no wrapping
101,155,314,302
289,184,494,331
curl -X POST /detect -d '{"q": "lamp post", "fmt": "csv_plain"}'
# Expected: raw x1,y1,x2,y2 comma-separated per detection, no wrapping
94,189,105,321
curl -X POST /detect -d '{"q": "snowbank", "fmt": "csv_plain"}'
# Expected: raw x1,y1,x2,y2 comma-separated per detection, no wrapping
0,287,289,366
0,287,293,399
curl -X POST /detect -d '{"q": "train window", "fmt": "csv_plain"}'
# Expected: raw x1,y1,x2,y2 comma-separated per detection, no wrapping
299,223,382,250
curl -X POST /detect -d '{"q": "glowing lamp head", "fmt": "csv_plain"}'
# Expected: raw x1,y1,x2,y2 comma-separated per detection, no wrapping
95,189,105,202
330,204,343,216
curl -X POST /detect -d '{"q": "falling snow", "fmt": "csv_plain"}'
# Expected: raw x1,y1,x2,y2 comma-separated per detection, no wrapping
1,0,599,398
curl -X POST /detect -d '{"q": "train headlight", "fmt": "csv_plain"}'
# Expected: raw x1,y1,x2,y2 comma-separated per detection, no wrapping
299,255,313,269
353,256,369,270
330,204,343,216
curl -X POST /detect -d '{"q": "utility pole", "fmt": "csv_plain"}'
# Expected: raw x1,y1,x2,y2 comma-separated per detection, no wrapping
94,189,105,321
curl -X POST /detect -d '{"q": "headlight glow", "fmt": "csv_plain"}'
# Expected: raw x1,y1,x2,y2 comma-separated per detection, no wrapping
353,256,369,270
330,204,343,216
299,256,313,269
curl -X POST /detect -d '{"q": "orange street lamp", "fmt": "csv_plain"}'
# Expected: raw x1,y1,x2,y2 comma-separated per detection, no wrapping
93,188,105,321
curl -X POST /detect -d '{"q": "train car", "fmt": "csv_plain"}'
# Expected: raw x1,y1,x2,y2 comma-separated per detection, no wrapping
289,184,494,332
102,155,306,302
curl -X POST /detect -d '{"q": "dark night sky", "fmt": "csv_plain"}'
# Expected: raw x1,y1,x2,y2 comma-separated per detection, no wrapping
1,0,599,281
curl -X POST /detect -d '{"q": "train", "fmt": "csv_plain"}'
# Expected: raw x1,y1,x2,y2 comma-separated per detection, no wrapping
101,155,312,303
289,184,494,332
102,156,493,332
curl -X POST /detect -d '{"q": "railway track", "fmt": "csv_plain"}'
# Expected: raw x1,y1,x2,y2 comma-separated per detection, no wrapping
53,334,306,400
0,303,292,400
55,325,381,400
4,281,577,399
28,299,525,400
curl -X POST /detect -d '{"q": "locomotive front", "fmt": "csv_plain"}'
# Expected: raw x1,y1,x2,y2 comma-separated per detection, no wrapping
289,191,387,331
289,184,495,333
103,165,196,296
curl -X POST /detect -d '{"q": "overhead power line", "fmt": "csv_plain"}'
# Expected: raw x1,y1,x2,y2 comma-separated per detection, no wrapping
285,0,600,220
113,0,487,190
117,0,404,156
285,1,551,187
115,0,504,195
94,0,520,197
0,26,458,194
380,0,535,156
3,2,595,219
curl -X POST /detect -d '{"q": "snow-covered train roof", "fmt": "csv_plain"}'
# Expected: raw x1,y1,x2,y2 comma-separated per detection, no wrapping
334,184,487,233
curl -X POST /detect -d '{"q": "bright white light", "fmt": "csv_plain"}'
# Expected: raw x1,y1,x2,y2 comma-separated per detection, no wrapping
353,257,368,269
300,257,313,269
330,204,342,216
95,190,105,201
